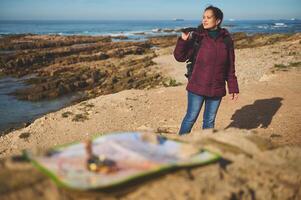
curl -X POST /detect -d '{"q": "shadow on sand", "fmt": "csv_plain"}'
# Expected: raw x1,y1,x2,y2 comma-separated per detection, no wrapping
226,97,283,130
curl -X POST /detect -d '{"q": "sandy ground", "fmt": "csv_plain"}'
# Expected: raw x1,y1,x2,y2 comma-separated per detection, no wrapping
0,35,301,200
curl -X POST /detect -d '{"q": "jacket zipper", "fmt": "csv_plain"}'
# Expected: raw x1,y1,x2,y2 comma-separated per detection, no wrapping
211,38,218,96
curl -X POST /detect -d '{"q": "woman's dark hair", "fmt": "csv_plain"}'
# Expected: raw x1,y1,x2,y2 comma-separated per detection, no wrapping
205,6,223,27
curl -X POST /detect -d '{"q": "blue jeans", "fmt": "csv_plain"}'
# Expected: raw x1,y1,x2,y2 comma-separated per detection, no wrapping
179,91,222,135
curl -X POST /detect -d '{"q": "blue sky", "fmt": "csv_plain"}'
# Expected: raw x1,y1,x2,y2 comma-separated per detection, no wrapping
0,0,300,20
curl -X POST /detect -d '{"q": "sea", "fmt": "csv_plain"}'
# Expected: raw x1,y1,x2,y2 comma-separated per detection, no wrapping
0,19,301,38
0,19,300,133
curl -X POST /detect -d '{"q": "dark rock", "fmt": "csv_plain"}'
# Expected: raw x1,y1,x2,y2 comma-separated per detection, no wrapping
57,84,66,95
99,53,109,60
86,78,95,85
74,81,88,88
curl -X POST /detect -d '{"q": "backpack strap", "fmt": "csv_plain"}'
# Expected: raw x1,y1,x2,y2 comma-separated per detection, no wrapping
184,35,203,79
189,36,202,62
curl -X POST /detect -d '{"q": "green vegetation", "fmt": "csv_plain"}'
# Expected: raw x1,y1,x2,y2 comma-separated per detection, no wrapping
79,102,94,108
80,102,87,106
78,102,95,113
163,78,182,87
274,64,287,69
274,62,301,70
289,61,301,67
61,111,73,118
85,103,95,108
19,132,31,139
72,114,89,122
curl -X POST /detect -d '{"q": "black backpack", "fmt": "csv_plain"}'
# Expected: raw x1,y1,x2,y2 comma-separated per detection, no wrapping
185,30,233,79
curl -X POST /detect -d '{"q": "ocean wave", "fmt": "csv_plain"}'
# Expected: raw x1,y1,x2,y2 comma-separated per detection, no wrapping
46,32,70,36
0,32,16,35
152,28,162,33
257,25,269,29
105,29,178,39
273,23,288,28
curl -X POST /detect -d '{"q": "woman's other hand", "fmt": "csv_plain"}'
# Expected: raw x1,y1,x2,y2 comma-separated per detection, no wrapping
229,93,239,101
181,32,190,41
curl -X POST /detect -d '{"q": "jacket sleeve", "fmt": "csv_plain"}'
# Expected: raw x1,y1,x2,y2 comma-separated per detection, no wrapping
226,38,239,94
173,37,194,62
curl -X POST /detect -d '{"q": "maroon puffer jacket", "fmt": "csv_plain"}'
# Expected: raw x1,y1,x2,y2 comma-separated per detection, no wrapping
174,28,239,97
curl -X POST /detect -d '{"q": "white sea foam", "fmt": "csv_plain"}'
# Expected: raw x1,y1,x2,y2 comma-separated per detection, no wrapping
273,23,287,28
257,25,269,29
152,28,162,33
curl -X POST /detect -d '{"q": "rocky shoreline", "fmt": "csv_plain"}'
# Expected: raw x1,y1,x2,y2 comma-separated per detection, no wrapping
1,32,299,102
0,34,166,101
0,33,182,135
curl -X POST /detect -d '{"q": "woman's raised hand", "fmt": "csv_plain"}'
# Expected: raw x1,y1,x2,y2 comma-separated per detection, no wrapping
181,32,190,41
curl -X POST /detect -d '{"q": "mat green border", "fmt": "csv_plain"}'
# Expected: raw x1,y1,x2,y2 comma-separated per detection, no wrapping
25,132,221,191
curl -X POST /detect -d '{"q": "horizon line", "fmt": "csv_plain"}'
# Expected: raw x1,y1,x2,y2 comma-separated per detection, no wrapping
0,18,300,21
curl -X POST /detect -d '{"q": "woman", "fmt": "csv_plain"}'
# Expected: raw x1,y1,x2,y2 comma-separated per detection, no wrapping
174,6,239,135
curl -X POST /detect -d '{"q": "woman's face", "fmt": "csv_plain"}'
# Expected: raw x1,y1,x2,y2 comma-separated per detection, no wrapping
202,9,220,30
